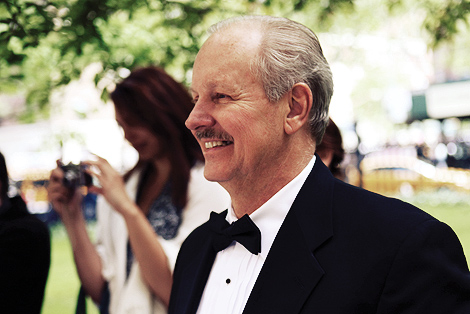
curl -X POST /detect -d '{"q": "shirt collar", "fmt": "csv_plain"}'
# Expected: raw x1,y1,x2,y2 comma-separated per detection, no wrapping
227,155,316,257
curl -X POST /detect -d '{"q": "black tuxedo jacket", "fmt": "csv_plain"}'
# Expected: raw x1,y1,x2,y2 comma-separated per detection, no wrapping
169,158,470,314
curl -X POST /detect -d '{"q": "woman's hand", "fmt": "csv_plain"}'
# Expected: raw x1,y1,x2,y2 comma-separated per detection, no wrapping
86,156,172,306
84,156,136,217
48,161,106,303
47,163,83,220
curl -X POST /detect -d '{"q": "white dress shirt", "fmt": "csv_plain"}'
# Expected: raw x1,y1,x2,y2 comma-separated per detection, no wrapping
196,155,316,314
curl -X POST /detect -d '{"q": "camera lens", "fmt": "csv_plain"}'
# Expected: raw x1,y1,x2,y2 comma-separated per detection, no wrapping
60,163,82,189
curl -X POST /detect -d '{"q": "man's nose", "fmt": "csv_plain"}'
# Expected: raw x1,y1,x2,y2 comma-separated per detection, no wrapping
185,100,215,131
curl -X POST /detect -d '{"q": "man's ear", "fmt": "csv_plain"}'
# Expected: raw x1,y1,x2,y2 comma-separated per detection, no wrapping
285,83,313,135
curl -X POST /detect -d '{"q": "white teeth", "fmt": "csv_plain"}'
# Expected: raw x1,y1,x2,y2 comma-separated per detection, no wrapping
205,141,227,149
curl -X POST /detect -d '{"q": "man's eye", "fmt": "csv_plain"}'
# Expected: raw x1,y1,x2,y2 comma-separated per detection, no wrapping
216,93,229,99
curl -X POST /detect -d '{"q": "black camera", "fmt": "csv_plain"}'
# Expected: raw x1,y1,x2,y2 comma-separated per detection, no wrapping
60,162,93,189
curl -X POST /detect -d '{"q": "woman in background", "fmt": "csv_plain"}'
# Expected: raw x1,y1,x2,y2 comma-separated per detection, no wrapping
48,67,228,314
316,118,345,179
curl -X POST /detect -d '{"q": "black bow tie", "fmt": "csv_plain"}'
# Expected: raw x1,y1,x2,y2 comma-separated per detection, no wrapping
208,210,261,255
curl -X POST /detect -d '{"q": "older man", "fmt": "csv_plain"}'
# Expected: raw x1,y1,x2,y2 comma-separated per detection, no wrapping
169,15,470,314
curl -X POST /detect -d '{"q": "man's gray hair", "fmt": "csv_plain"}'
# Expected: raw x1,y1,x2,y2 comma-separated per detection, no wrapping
208,15,334,144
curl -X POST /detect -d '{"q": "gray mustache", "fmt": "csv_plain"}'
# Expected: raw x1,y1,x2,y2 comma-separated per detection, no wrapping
195,129,234,142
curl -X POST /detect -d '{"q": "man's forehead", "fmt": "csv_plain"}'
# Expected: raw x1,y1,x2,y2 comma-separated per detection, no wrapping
190,23,263,92
190,78,236,94
200,23,262,55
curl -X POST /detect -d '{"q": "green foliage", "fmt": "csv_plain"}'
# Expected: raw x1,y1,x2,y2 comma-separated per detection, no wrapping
0,0,469,122
423,0,470,48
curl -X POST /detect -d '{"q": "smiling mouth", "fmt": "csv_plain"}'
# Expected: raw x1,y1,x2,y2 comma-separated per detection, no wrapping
204,141,232,149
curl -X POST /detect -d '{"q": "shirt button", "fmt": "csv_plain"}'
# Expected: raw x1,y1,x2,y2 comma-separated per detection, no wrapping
226,278,231,284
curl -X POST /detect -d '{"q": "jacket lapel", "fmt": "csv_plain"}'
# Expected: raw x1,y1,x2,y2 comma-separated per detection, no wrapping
243,157,335,314
171,230,217,314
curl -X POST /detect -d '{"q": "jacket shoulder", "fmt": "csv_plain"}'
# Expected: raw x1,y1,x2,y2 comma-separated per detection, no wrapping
174,220,212,267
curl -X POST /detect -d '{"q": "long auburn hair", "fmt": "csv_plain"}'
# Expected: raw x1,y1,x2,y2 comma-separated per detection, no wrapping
110,66,203,208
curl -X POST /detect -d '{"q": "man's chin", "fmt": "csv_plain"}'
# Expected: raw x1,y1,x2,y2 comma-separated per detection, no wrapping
203,166,230,183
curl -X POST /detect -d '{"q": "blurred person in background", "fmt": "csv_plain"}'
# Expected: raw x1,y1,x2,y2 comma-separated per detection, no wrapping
316,118,345,180
48,66,229,314
0,151,51,314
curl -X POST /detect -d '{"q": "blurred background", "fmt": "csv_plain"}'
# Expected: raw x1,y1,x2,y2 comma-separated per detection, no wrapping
1,0,470,313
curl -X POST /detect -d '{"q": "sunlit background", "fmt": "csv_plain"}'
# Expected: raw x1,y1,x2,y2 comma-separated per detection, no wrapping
1,0,469,313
